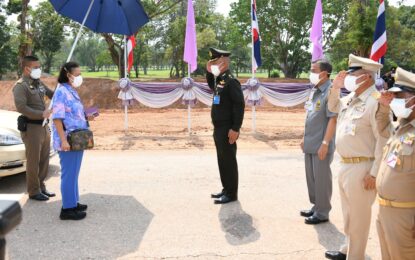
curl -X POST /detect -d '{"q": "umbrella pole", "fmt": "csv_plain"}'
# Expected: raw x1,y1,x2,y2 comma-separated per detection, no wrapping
66,0,95,62
124,36,128,130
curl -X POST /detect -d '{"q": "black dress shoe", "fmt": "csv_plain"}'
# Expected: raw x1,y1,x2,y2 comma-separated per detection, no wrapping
60,208,87,220
300,210,314,217
29,193,49,201
305,215,329,225
211,191,225,199
325,251,346,260
41,190,56,197
76,203,88,211
214,195,237,204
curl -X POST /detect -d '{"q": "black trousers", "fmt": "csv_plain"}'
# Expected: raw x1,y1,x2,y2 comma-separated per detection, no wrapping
213,126,238,198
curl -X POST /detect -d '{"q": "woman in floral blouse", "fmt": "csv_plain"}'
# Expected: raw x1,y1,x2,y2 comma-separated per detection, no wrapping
51,62,94,221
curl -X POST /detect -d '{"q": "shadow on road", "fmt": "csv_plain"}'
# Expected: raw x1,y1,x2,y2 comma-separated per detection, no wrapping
8,193,153,259
219,201,260,246
0,164,60,194
314,222,345,250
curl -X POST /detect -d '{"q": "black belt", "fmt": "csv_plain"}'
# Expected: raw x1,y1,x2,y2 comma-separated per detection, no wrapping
27,119,46,125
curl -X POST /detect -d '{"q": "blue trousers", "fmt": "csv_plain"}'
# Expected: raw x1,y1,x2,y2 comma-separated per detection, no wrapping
58,151,84,209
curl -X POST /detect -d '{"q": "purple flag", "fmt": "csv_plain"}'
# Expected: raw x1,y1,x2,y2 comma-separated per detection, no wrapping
310,0,324,61
183,0,197,73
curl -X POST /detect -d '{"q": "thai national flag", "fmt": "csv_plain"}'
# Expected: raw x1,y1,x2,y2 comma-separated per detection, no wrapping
370,0,387,63
251,0,262,71
127,35,136,73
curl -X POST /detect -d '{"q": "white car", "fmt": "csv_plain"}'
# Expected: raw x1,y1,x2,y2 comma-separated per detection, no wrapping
0,110,55,178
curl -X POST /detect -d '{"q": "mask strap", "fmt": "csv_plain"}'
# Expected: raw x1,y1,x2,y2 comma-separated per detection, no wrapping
405,95,415,104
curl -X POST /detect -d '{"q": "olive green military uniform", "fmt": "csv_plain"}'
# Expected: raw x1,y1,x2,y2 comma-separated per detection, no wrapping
376,67,415,260
13,76,54,196
206,70,245,199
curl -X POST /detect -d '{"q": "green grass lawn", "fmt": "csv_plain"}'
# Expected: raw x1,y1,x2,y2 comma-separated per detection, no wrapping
52,69,292,81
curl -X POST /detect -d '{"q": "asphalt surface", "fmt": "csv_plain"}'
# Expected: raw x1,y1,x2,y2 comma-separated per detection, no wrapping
0,150,381,259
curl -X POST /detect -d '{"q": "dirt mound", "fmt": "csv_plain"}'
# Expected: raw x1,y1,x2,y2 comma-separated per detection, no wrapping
0,76,308,111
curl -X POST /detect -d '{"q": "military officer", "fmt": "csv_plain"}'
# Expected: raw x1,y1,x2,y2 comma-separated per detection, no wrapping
301,60,337,225
13,56,55,201
376,67,415,260
206,47,245,204
325,54,391,260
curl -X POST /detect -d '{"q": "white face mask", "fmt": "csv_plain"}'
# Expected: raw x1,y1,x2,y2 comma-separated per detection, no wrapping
390,97,415,119
30,68,42,80
72,75,83,88
211,65,221,77
309,72,321,86
344,74,365,92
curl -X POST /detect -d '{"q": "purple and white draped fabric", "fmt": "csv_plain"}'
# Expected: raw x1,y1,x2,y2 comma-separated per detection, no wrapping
118,78,312,108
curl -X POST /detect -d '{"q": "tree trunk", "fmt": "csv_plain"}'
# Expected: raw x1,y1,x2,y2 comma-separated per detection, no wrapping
18,0,31,75
102,33,124,78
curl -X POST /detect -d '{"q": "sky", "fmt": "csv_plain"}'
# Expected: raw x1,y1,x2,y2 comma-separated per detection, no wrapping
215,0,415,16
7,0,415,22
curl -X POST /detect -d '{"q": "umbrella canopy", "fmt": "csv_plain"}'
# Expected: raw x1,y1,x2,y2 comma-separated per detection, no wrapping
50,0,149,35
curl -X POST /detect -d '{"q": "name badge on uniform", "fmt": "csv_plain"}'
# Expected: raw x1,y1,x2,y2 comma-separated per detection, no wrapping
344,124,356,136
304,101,313,112
401,133,415,146
386,149,399,168
213,95,220,105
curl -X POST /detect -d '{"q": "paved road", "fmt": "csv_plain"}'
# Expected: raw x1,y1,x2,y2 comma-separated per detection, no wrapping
0,150,381,259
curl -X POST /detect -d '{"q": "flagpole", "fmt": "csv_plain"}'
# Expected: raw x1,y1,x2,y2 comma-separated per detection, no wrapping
187,65,191,136
124,35,128,130
251,0,256,134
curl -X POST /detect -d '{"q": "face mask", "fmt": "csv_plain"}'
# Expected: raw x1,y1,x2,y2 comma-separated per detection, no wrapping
344,75,365,92
309,72,321,86
72,75,83,88
211,65,221,77
30,68,42,80
390,97,415,119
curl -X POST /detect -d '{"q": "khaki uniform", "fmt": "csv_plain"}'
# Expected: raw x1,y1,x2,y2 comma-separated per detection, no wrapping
328,85,390,259
376,118,415,260
13,76,54,196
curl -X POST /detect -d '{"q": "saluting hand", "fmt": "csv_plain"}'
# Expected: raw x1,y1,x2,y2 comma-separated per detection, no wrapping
228,129,239,144
378,92,394,107
363,175,376,190
332,71,347,90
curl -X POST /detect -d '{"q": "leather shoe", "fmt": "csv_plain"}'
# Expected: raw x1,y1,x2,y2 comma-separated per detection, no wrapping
29,193,49,201
76,203,88,211
211,191,225,199
305,215,329,225
41,190,56,197
325,251,346,260
214,195,237,204
60,208,87,220
300,210,314,217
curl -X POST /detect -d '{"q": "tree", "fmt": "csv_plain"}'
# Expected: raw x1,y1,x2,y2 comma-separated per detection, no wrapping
6,0,31,73
96,50,114,76
229,0,348,78
0,2,17,79
74,34,107,72
30,1,65,73
330,1,377,71
101,0,185,78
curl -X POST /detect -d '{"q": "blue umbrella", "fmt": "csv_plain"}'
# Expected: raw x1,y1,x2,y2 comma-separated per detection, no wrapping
50,0,149,35
49,0,149,62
